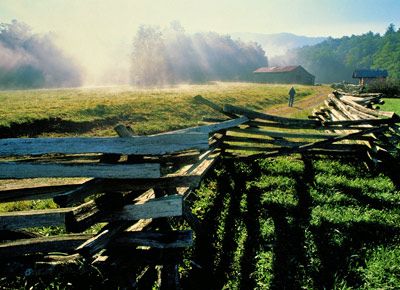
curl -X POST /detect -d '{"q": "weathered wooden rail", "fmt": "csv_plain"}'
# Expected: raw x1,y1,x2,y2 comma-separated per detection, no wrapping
196,92,399,163
0,91,399,288
0,117,233,288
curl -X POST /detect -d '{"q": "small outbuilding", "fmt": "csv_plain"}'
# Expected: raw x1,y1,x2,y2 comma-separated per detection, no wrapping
253,65,315,85
352,69,388,85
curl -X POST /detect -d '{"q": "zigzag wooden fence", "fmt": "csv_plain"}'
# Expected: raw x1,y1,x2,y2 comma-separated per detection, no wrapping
0,91,399,288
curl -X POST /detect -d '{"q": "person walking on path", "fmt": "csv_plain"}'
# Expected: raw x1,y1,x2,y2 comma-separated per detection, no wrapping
288,86,296,107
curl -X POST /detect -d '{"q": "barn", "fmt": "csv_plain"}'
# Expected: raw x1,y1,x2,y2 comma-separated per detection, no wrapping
352,69,388,85
253,65,315,85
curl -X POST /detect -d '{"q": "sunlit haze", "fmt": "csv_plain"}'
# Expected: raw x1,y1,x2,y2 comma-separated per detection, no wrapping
1,0,399,85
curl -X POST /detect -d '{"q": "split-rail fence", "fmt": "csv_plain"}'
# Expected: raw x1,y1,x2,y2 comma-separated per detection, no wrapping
0,90,399,288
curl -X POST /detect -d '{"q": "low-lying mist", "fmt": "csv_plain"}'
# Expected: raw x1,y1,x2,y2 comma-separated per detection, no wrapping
0,20,82,89
0,20,270,89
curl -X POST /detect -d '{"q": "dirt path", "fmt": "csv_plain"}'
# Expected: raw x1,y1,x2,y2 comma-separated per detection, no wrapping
265,86,331,117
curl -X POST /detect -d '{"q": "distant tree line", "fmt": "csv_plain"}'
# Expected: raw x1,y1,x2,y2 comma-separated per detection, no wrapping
272,24,400,83
0,20,82,89
130,22,268,86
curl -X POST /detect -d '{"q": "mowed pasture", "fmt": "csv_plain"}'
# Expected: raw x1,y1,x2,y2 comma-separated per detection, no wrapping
0,82,330,137
0,83,399,289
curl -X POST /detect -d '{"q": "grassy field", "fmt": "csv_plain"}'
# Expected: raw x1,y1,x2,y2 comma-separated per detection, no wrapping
1,83,399,289
0,82,330,137
183,156,400,290
381,97,400,114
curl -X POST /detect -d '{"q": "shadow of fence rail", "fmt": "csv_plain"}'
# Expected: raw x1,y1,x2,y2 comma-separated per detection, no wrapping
0,90,399,288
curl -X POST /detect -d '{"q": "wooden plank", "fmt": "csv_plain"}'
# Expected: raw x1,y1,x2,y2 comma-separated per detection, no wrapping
223,104,321,126
247,120,319,130
224,143,366,152
0,208,72,230
55,175,201,207
339,96,395,118
193,95,237,118
111,230,192,249
66,191,134,233
102,175,201,192
328,94,359,121
0,133,209,157
323,117,398,127
76,222,134,256
76,218,153,256
53,179,103,207
114,124,135,137
0,234,92,258
224,144,276,152
329,107,352,122
224,135,308,147
228,127,339,139
155,116,248,135
257,126,387,158
0,184,79,202
0,162,160,179
177,149,220,196
202,117,228,123
340,95,383,105
346,106,379,120
103,195,183,221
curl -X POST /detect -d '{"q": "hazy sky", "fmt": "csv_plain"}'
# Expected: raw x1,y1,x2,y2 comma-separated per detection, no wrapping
1,0,399,85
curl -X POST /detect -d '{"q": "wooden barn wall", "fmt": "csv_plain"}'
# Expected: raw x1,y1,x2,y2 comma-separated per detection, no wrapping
254,69,315,85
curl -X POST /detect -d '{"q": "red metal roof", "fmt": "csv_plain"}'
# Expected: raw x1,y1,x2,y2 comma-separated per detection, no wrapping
254,66,300,73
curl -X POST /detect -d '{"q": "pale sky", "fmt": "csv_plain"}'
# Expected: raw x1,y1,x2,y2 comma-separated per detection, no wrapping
1,0,399,85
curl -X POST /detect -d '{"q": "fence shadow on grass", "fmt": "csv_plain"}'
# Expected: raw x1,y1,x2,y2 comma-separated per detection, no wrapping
183,160,234,290
183,155,400,290
266,154,315,290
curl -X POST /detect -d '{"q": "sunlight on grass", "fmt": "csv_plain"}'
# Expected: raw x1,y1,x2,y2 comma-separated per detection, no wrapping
0,83,330,136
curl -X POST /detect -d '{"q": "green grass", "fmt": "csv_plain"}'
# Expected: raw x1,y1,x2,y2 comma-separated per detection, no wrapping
0,82,330,136
183,156,400,289
380,98,400,114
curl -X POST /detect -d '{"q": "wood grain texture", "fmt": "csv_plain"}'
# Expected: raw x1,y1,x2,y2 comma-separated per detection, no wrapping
103,195,183,221
0,162,160,179
0,208,71,230
224,104,320,126
0,234,92,258
0,133,208,156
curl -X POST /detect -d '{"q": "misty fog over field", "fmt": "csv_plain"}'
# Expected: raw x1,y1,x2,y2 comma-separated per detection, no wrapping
0,20,82,89
0,0,398,88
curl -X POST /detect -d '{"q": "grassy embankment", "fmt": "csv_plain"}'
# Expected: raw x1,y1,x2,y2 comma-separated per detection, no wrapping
1,83,399,289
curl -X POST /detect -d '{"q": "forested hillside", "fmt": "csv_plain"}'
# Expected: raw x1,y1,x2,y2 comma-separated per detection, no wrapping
274,24,400,83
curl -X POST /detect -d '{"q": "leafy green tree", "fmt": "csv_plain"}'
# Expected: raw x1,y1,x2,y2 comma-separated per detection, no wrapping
276,24,400,83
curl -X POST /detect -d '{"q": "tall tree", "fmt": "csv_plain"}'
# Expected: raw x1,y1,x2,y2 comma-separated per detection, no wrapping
130,25,169,86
